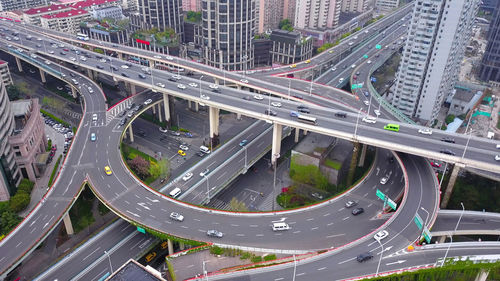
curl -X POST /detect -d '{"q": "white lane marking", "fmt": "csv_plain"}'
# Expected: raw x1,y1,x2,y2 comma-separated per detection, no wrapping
317,267,327,271
364,192,369,197
367,203,373,207
249,224,259,227
311,227,318,230
275,278,284,281
236,234,245,237
327,222,334,226
326,233,345,238
230,224,239,227
338,208,344,211
323,213,331,217
297,273,305,276
126,210,140,217
343,217,349,221
338,257,355,264
256,234,264,237
216,171,227,181
293,231,301,234
82,246,101,261
16,242,22,248
306,218,314,221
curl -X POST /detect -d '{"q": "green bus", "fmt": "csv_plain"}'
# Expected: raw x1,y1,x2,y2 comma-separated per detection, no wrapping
384,123,400,132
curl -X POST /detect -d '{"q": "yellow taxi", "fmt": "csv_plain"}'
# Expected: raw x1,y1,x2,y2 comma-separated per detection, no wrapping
305,59,311,63
178,150,186,156
328,50,334,54
145,252,156,262
289,64,297,68
104,165,112,175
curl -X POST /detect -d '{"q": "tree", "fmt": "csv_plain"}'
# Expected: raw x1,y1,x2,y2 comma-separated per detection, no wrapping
17,179,34,194
127,156,150,179
229,197,248,212
317,42,335,53
0,210,21,235
9,191,30,213
6,85,20,100
157,158,170,179
42,97,66,111
279,19,294,31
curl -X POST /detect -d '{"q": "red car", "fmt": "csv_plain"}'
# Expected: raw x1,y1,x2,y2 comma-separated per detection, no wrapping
430,162,441,168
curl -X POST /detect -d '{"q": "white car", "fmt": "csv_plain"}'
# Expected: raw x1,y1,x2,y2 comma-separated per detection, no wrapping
363,100,369,106
353,35,358,39
380,176,389,185
240,79,249,83
182,172,193,181
199,168,210,177
374,109,380,116
209,84,219,89
159,127,168,133
348,42,354,46
418,128,433,135
331,67,337,72
172,75,181,80
271,102,282,107
351,64,356,68
92,113,97,121
339,78,344,83
253,94,264,100
495,155,500,161
80,56,87,61
166,56,174,60
169,212,184,222
121,65,129,69
362,116,376,124
201,94,210,100
188,82,198,87
144,99,152,105
100,58,107,63
156,82,165,88
44,60,51,65
367,60,372,64
179,145,189,151
374,230,389,241
177,84,186,89
70,57,76,61
154,55,162,59
48,50,54,54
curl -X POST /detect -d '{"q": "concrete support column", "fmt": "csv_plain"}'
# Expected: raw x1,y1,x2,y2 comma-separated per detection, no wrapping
179,242,185,250
63,213,74,235
437,236,446,244
188,100,192,109
441,164,461,208
474,269,489,281
149,59,154,68
158,103,163,122
163,93,170,123
71,87,77,98
236,113,241,120
303,130,308,136
271,123,282,165
294,127,300,143
167,239,174,255
209,106,220,148
237,85,241,90
358,144,368,167
128,125,134,143
87,68,94,80
117,53,123,60
194,102,199,112
214,78,219,85
152,104,156,114
346,142,360,186
15,57,23,72
39,69,46,83
129,83,136,95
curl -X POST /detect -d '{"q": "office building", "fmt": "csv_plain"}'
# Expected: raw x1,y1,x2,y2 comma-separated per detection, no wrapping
91,5,124,20
134,0,183,37
294,0,341,30
40,8,91,34
270,29,313,64
202,0,256,71
121,0,139,11
0,0,49,12
0,60,13,86
80,20,129,44
375,0,398,13
341,0,369,13
8,99,47,183
0,76,19,201
479,0,500,83
391,0,480,123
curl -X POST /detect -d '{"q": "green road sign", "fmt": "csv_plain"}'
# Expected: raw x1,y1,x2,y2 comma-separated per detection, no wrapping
376,44,381,49
423,228,432,243
414,214,423,230
376,189,385,201
137,226,146,234
387,197,397,210
363,54,368,59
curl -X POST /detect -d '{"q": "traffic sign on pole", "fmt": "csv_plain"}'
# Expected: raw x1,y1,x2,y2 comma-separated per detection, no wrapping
363,54,368,59
423,228,432,243
376,189,385,201
351,84,358,90
387,197,397,210
137,226,146,234
376,44,381,49
414,214,423,230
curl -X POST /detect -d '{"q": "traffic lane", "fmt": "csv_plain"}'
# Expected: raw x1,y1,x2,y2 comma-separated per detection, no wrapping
37,221,136,281
432,212,500,233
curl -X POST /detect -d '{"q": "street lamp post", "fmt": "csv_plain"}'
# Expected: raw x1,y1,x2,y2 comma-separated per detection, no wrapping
202,260,208,281
375,239,384,277
288,79,291,100
272,153,280,211
309,67,314,96
292,254,297,281
354,108,363,139
104,250,113,274
442,202,464,266
461,114,474,159
199,75,204,98
243,146,248,170
420,207,429,243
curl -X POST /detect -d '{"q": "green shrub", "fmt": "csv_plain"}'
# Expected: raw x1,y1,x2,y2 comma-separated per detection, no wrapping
240,252,252,260
48,155,62,187
170,126,178,131
210,246,224,255
179,128,189,132
251,255,262,263
17,179,34,194
264,254,277,261
445,114,455,124
9,191,30,212
47,139,52,151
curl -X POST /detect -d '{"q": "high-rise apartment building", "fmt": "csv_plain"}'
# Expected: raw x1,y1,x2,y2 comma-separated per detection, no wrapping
479,0,500,83
257,0,282,33
202,0,256,70
0,0,49,12
341,0,369,13
283,0,296,23
294,0,341,30
135,0,183,36
375,0,399,13
0,74,19,201
391,0,479,123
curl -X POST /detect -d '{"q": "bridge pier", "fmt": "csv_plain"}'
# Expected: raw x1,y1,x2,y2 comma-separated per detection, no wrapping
63,213,74,235
295,128,300,142
117,53,123,60
209,106,220,148
168,239,174,255
194,101,199,112
157,103,163,122
87,69,94,80
271,123,282,165
152,104,156,114
71,87,78,99
441,164,461,208
15,57,23,72
475,269,489,281
163,93,171,124
358,144,367,167
127,82,136,95
236,113,241,120
128,125,134,143
188,100,192,110
39,68,46,83
346,142,360,186
179,241,185,250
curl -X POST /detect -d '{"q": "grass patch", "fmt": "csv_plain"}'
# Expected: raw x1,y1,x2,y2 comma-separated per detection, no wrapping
324,159,341,170
98,201,110,216
40,109,71,128
446,170,500,212
48,155,62,187
121,143,157,163
69,188,95,233
497,117,500,129
44,85,76,102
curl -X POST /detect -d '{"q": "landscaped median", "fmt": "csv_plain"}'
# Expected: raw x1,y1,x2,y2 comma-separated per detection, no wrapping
48,155,62,187
120,143,170,186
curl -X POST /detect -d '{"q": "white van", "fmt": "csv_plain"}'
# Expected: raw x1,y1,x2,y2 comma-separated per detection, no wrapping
200,145,211,154
169,187,181,198
272,222,290,231
496,144,500,149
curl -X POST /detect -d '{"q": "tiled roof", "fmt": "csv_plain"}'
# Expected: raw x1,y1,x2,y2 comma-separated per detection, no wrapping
24,4,69,15
41,8,88,19
70,0,118,9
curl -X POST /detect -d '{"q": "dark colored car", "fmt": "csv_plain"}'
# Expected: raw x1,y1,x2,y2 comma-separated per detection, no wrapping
441,137,455,143
110,65,118,71
265,109,277,116
335,112,347,118
298,108,310,114
243,96,251,101
352,207,364,215
69,72,75,77
211,88,221,93
440,149,455,156
356,252,373,262
196,151,205,157
96,65,104,69
121,72,129,77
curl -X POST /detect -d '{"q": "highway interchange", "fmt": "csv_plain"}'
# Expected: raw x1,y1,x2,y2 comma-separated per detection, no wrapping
0,3,498,280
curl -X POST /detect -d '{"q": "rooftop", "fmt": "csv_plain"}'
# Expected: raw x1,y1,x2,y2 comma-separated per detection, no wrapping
11,100,32,117
24,4,69,15
41,8,88,19
71,0,118,9
107,259,165,281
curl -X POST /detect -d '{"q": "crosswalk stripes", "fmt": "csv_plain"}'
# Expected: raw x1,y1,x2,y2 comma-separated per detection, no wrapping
106,99,132,125
208,199,230,210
